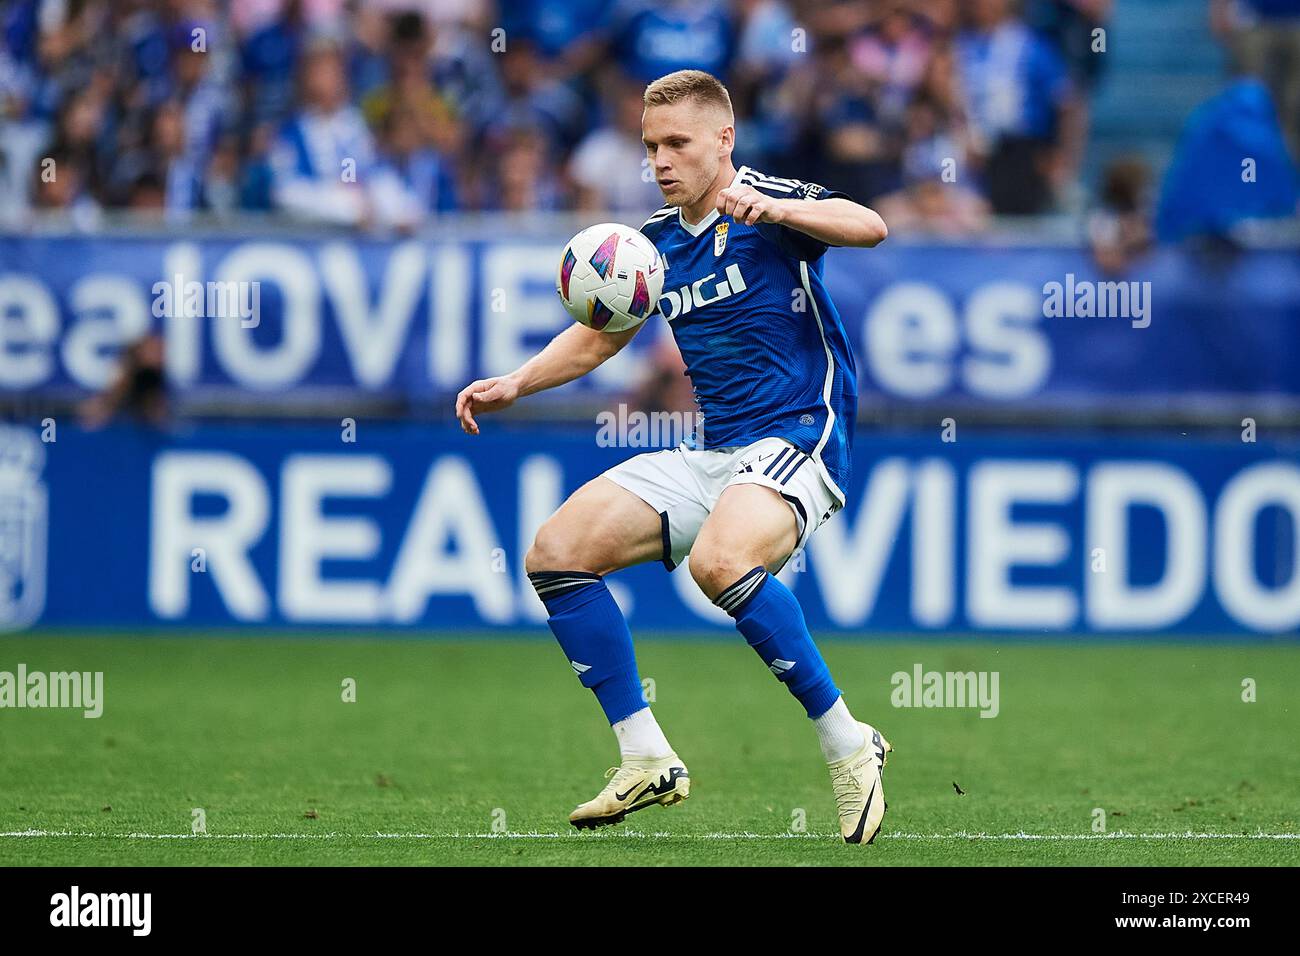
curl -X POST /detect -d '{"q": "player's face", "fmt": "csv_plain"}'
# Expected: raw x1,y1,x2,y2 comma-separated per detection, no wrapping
642,101,732,208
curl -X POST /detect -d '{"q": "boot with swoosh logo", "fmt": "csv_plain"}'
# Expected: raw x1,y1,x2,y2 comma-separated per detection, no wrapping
569,755,691,830
829,723,893,845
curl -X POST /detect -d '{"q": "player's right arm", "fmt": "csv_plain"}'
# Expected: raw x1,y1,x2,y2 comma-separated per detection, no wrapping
455,322,641,434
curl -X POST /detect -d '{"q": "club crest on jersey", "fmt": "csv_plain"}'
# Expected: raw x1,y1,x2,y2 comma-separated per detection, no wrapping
713,222,728,256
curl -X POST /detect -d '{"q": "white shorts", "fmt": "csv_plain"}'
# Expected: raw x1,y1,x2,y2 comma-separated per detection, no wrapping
602,437,842,572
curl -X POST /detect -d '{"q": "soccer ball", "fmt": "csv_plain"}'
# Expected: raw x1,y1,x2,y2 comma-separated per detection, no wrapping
556,222,663,333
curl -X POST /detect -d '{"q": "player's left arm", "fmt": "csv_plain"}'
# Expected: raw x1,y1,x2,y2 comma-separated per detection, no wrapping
716,185,888,248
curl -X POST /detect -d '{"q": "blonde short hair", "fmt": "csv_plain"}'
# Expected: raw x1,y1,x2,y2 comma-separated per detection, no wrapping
643,69,733,121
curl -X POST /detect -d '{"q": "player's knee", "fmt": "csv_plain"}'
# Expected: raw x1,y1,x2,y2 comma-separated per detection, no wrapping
524,524,565,575
689,545,753,602
525,519,590,575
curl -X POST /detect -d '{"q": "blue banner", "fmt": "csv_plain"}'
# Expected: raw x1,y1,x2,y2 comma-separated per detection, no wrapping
2,233,1297,407
6,421,1298,635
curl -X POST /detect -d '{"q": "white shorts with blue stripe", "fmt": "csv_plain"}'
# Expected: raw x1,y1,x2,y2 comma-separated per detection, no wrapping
601,437,842,572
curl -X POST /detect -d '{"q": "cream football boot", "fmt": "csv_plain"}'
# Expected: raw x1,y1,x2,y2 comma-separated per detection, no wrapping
828,723,893,845
569,754,691,830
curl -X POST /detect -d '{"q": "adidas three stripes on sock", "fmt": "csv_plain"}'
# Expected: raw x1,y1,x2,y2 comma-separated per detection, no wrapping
714,567,842,719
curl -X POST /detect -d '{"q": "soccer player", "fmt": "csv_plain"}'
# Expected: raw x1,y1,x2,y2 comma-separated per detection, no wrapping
454,70,892,844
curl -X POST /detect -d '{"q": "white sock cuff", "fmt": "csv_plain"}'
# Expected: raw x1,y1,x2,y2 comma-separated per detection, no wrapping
613,707,673,760
812,697,865,763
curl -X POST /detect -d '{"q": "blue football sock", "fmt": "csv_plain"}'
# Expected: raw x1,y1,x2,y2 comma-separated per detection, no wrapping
715,567,841,718
528,571,646,725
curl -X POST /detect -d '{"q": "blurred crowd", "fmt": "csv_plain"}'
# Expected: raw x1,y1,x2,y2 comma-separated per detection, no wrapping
0,0,1296,236
0,0,1125,234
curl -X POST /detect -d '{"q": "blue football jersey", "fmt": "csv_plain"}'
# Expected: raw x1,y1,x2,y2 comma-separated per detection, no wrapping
640,165,858,503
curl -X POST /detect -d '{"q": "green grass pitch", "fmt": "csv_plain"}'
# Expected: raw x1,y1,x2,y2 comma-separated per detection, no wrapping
1,634,1297,866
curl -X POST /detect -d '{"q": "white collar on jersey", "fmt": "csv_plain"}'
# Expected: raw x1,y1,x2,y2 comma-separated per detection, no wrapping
678,165,750,236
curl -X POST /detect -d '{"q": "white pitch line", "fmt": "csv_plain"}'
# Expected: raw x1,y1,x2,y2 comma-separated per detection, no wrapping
1,829,1297,841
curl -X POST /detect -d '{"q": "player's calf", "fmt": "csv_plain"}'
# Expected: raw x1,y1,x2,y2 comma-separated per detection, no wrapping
525,476,690,826
525,476,667,727
696,484,894,843
711,566,842,718
711,565,893,842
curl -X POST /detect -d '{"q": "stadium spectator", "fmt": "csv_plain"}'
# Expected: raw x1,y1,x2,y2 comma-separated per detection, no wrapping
423,4,503,135
489,129,566,212
1155,78,1299,241
347,5,391,104
804,35,900,204
235,0,310,127
0,2,54,220
874,92,990,234
727,0,801,167
955,0,1083,213
611,0,736,84
78,333,169,429
568,78,664,212
0,1,41,118
477,38,586,156
1213,0,1300,161
203,132,245,216
369,103,460,228
126,169,167,212
1021,0,1111,195
497,0,611,81
110,95,207,217
147,98,205,215
268,38,377,225
45,85,111,202
849,3,936,128
28,0,105,118
1026,0,1112,92
874,170,991,234
360,10,462,170
29,145,102,230
237,120,277,210
165,20,231,163
1087,156,1153,273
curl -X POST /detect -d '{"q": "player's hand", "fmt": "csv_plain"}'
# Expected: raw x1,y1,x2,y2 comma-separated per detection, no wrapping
455,375,519,435
716,185,785,226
